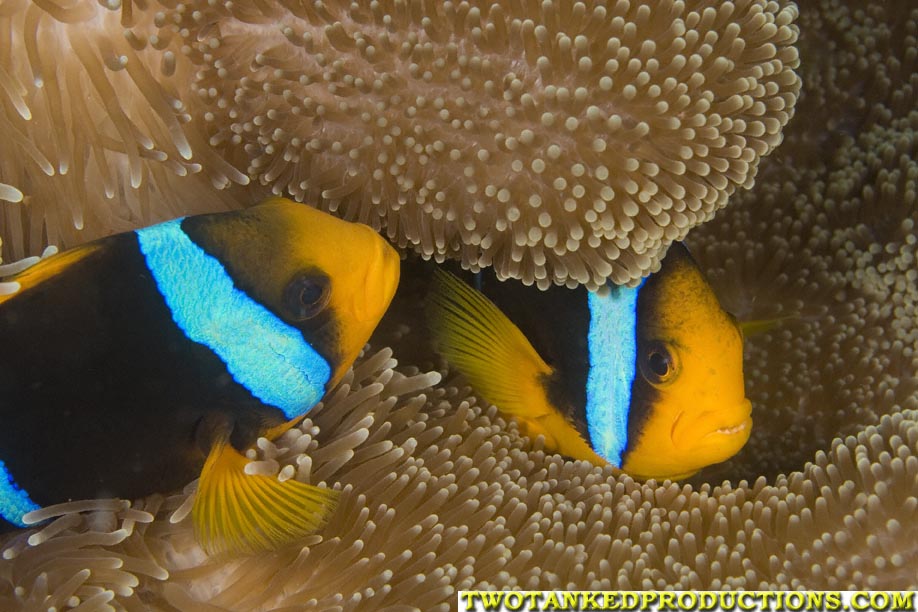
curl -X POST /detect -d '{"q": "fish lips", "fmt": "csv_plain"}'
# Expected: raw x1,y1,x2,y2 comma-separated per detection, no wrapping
671,399,753,451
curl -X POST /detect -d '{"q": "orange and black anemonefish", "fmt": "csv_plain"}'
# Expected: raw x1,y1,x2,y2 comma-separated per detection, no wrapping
0,197,399,554
426,243,752,481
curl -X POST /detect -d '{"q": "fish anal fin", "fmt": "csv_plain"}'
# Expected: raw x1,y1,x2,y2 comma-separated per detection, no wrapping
192,439,338,555
426,269,553,421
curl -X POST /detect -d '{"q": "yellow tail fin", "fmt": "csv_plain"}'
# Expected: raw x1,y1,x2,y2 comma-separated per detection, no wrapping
426,269,553,421
193,440,338,555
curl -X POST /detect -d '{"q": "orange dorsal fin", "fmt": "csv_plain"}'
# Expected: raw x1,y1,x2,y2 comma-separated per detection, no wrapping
425,269,607,465
0,244,100,305
426,269,552,420
739,314,797,337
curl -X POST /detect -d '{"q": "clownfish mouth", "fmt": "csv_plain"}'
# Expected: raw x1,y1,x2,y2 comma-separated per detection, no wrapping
713,420,749,436
669,400,752,450
704,406,753,441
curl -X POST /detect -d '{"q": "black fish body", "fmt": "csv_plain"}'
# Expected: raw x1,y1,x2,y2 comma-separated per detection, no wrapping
0,233,275,516
0,198,400,552
425,244,753,480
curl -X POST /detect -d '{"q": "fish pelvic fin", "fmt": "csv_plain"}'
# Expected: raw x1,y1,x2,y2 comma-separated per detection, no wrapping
426,269,554,423
192,438,338,556
262,415,307,442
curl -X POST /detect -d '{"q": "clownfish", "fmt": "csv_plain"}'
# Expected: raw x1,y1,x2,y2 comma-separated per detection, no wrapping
426,243,751,480
0,197,399,553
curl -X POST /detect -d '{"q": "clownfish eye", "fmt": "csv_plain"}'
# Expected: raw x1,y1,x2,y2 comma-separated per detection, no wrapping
283,273,330,321
640,342,677,385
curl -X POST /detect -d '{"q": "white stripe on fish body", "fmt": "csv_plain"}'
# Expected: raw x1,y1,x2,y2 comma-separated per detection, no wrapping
0,458,40,526
136,219,332,419
585,282,643,468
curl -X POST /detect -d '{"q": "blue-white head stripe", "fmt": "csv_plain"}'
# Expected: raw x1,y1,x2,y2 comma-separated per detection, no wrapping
1,459,39,527
585,282,643,467
136,219,331,419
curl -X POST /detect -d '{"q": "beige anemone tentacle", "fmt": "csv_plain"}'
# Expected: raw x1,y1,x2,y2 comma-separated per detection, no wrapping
0,0,800,288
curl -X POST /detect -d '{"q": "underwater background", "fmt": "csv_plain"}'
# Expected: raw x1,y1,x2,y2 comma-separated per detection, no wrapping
1,0,917,609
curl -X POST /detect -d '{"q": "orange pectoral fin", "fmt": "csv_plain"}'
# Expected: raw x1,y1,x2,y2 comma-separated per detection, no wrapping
192,438,338,555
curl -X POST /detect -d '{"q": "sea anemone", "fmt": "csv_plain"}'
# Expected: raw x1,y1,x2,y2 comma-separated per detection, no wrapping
1,350,916,608
686,0,918,481
0,0,251,258
1,0,801,287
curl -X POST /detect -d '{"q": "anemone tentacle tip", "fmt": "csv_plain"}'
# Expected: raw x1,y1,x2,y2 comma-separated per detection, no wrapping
1,0,800,286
